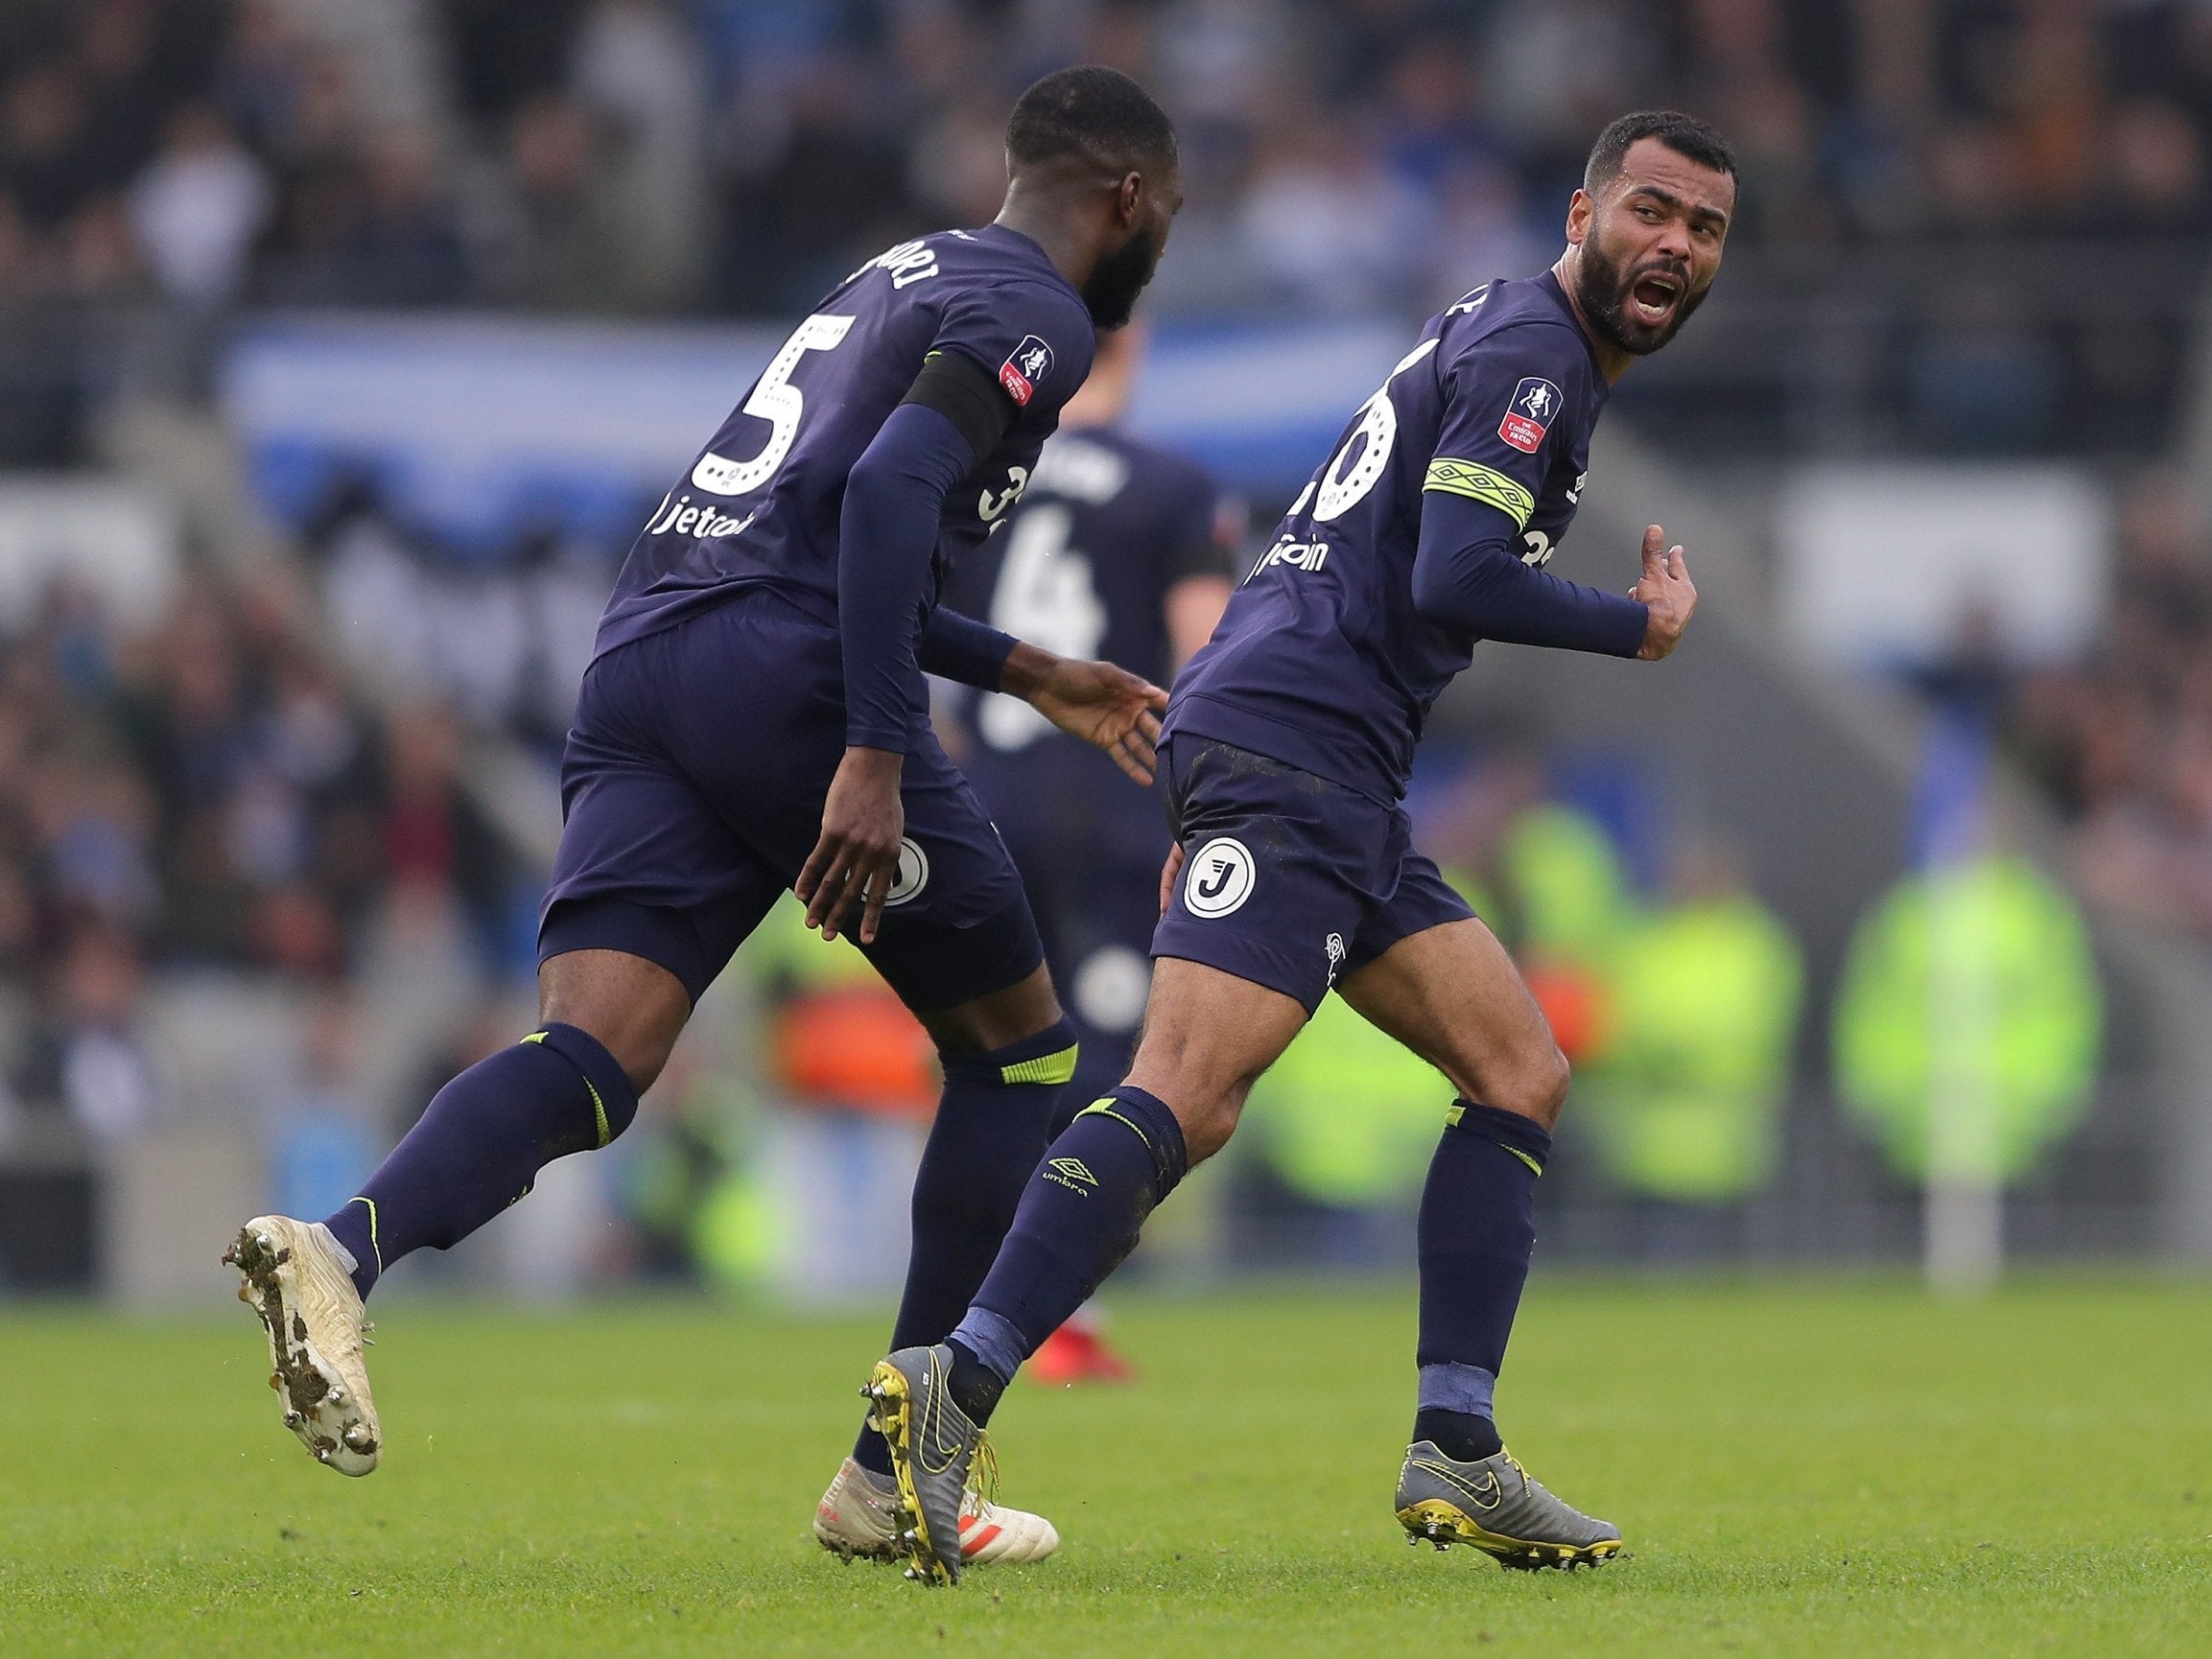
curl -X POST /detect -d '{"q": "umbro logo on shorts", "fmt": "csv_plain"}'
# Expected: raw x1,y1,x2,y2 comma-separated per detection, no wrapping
1183,837,1256,919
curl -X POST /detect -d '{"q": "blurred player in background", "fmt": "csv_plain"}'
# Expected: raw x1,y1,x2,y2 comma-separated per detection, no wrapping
867,110,1732,1585
222,66,1183,1574
939,323,1239,1382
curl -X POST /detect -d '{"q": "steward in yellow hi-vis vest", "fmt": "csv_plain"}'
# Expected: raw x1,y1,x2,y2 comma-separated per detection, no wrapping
1244,991,1455,1211
1573,886,1803,1203
1832,853,2102,1184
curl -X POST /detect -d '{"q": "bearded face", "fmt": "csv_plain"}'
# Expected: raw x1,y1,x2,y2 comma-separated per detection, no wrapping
1082,218,1164,330
1571,209,1712,358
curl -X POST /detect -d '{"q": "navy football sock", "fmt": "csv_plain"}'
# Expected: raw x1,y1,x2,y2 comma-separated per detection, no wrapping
1413,1406,1504,1463
323,1023,639,1300
851,1020,1073,1477
1414,1101,1552,1451
945,1335,1010,1421
943,1085,1187,1425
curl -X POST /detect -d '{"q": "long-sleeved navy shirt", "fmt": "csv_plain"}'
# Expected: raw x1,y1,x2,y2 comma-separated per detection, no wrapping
593,224,1094,751
1167,270,1647,804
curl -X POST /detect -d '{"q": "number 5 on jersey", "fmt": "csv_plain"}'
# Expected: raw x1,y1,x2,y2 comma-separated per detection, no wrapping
692,314,854,497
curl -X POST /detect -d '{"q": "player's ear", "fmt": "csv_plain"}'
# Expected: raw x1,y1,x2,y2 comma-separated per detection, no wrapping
1565,188,1592,246
1114,171,1142,225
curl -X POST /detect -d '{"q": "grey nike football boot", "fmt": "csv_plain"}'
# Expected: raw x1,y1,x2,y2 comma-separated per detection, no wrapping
863,1344,992,1586
1396,1441,1622,1570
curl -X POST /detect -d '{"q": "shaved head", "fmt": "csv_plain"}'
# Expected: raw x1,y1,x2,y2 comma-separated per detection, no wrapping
1007,65,1177,179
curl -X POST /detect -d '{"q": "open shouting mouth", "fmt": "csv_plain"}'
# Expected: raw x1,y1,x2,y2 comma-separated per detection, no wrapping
1628,267,1685,328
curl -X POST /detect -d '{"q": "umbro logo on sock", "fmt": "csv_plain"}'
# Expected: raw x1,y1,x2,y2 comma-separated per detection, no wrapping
1044,1157,1098,1195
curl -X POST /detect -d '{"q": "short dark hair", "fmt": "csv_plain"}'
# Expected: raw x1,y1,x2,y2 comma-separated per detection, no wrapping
1007,65,1177,175
1584,110,1737,196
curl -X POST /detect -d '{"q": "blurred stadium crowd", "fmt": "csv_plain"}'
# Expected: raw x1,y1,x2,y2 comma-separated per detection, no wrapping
0,569,522,1145
3,0,2211,316
2020,466,2212,938
2,0,2209,1289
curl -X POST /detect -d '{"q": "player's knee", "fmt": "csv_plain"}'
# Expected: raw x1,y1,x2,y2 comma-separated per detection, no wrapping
537,950,690,1093
608,1037,673,1096
937,1015,1081,1108
1169,1087,1245,1166
1121,1058,1243,1164
1492,1043,1570,1130
534,1002,675,1095
922,965,1064,1056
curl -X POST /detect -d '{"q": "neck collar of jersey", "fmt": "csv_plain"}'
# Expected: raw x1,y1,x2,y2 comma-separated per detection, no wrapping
977,222,1084,304
1539,268,1611,385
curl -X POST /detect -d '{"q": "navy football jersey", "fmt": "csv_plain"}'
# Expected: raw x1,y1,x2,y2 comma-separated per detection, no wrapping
595,225,1096,671
940,425,1232,776
1165,270,1608,804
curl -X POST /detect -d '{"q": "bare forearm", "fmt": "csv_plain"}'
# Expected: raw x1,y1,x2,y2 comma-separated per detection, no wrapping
998,640,1063,701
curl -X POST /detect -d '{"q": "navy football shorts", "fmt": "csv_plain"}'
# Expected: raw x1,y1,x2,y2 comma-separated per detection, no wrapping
540,593,1043,1013
1150,736,1474,1013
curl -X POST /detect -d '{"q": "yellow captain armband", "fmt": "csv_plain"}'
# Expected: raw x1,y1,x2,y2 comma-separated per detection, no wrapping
1424,458,1535,530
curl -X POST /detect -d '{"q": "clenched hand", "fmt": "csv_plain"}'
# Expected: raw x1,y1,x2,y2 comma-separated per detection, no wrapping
1629,524,1697,661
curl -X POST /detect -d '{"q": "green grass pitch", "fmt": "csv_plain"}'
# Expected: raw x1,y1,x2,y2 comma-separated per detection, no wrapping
4,1279,2209,1657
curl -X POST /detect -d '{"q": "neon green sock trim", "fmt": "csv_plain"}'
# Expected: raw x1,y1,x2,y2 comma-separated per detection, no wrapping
1000,1043,1079,1087
347,1195,383,1274
1443,1104,1544,1176
1074,1096,1153,1148
519,1030,608,1146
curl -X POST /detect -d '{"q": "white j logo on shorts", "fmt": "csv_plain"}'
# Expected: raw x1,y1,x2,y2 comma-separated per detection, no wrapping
884,837,930,907
1183,837,1256,919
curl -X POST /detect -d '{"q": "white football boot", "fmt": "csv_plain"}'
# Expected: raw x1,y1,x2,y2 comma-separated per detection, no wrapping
812,1456,1060,1566
224,1215,382,1475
